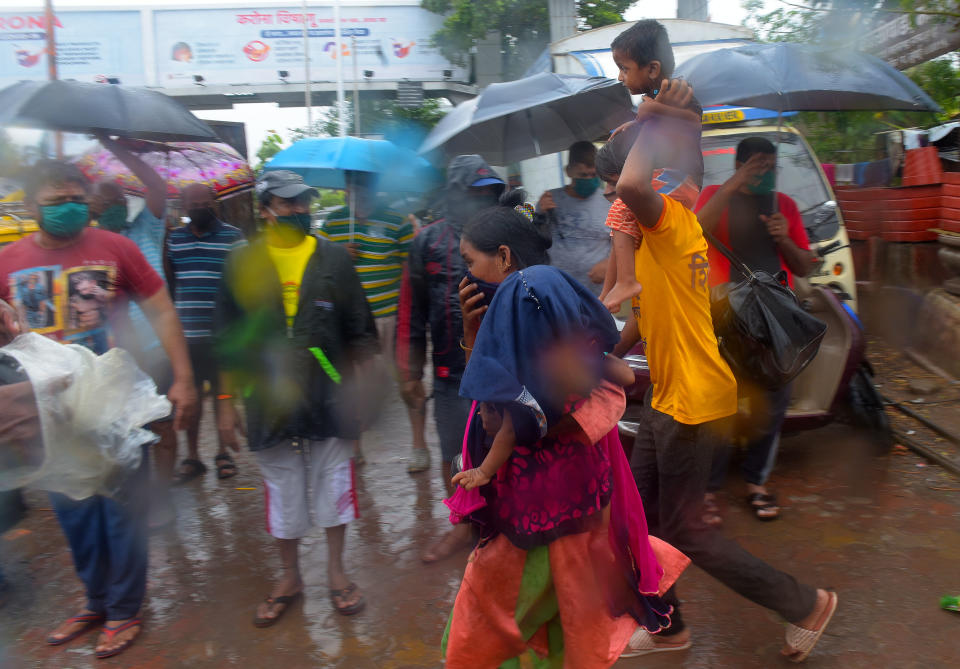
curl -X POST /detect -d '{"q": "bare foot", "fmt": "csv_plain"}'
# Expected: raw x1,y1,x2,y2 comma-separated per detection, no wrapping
47,608,102,644
603,280,643,313
95,617,141,657
255,575,304,623
421,524,474,563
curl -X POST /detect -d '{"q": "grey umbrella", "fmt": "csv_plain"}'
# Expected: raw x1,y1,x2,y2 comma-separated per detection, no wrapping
0,80,219,142
419,73,636,165
675,43,941,211
674,42,941,113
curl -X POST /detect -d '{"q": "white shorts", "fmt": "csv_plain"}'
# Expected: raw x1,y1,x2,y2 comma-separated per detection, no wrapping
255,438,358,539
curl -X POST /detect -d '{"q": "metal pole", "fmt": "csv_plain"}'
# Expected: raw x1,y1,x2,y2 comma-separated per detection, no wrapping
44,0,63,158
333,0,346,137
352,37,360,136
302,0,312,132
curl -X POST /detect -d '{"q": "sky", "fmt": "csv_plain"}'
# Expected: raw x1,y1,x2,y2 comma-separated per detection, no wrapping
2,0,770,159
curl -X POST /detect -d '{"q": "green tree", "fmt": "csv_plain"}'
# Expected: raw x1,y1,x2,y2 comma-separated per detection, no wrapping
254,131,285,175
421,0,634,79
0,131,24,179
291,97,448,149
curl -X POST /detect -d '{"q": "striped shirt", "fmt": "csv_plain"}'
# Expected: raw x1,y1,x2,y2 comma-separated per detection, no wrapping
320,206,414,318
166,220,246,339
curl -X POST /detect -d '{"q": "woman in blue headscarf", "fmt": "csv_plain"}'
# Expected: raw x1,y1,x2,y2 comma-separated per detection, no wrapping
442,191,688,668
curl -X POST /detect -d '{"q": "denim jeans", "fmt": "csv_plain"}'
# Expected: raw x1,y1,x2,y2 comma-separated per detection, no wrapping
709,383,793,490
49,447,150,620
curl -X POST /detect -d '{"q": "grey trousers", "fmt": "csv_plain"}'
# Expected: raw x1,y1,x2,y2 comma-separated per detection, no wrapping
631,390,817,633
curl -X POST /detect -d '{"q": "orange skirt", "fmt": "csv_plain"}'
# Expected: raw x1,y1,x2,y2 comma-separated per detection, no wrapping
443,510,636,669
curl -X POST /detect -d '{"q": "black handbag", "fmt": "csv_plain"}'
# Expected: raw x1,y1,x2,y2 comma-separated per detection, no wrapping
705,231,827,389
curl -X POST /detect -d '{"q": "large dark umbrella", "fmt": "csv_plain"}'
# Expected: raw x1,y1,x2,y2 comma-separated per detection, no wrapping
419,73,636,165
675,43,941,211
674,43,941,113
0,80,219,142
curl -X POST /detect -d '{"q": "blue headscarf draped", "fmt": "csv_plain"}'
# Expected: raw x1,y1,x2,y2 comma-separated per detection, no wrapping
459,265,620,441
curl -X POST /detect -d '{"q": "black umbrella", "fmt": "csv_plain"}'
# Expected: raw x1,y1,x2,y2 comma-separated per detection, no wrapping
419,73,636,165
0,80,219,142
674,42,941,113
675,43,941,211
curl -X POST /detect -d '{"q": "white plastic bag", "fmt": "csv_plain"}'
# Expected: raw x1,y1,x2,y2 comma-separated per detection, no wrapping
0,332,171,500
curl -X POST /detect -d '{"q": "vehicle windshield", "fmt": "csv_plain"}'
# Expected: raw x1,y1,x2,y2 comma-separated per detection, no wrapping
701,131,839,242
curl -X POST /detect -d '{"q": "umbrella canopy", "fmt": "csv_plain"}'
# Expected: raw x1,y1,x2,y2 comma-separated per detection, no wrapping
419,72,636,165
264,136,439,192
74,139,254,200
0,80,219,142
674,43,941,113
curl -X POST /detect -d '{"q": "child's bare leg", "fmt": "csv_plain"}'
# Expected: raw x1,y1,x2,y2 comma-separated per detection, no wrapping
599,250,616,302
602,230,643,313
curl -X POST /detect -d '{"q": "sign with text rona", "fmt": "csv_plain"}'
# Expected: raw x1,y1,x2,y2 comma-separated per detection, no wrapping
153,5,467,87
0,10,144,87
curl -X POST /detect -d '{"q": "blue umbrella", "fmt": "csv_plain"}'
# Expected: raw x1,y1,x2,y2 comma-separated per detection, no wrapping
264,136,439,192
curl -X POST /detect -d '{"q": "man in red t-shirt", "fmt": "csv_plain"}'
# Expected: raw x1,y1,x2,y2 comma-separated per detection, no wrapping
694,136,816,525
0,160,196,659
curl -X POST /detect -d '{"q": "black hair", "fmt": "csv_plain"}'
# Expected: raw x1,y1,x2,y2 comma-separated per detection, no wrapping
462,189,552,269
23,160,89,203
610,19,675,80
736,136,777,164
595,123,642,182
567,141,597,168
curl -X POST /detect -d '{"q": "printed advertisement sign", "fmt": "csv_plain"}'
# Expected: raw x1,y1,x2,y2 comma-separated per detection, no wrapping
0,10,144,87
153,5,467,86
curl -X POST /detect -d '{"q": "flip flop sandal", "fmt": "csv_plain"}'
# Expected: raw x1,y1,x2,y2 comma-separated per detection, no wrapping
252,592,302,628
330,583,366,616
46,612,105,646
746,492,780,521
174,458,207,484
620,628,692,658
214,453,238,480
784,590,838,663
94,618,141,659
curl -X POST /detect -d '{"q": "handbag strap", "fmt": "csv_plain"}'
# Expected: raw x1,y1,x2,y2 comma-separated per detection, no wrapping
702,229,756,281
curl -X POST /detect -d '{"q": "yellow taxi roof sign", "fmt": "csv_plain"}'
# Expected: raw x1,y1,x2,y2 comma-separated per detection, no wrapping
702,108,746,125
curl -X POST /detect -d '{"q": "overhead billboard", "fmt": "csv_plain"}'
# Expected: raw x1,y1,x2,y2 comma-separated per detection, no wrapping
152,5,467,87
0,10,145,87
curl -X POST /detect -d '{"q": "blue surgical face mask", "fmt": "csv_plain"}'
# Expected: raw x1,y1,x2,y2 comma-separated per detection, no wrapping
267,207,312,233
466,271,500,307
747,171,776,195
40,202,90,239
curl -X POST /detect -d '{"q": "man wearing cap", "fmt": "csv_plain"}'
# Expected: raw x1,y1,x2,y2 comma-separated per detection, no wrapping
165,183,247,484
215,170,379,625
396,154,504,562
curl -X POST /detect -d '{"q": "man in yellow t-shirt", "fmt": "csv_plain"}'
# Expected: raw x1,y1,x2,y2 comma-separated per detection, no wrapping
216,170,379,628
613,82,836,662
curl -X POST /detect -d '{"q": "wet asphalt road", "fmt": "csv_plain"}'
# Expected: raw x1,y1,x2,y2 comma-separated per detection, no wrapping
1,372,958,668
